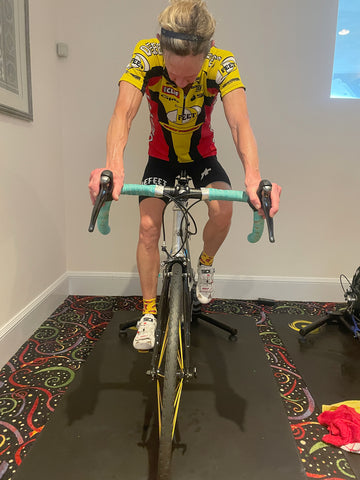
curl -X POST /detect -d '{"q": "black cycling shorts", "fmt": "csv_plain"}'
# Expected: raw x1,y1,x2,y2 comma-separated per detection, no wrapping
139,156,231,203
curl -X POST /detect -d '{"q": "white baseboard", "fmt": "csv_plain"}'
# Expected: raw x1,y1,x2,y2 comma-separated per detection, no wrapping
0,274,68,369
0,271,344,370
214,274,344,303
67,271,344,303
67,271,143,296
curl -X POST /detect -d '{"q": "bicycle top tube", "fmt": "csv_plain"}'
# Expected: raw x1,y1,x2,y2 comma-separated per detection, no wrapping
88,170,275,243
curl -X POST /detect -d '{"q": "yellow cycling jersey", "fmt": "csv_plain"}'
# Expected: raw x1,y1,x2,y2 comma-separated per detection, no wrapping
120,38,245,163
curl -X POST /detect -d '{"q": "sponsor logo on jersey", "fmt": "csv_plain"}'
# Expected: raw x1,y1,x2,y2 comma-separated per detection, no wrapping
216,56,237,85
207,52,222,67
162,86,180,98
201,167,212,180
167,106,201,125
128,53,150,72
160,94,178,103
140,42,162,57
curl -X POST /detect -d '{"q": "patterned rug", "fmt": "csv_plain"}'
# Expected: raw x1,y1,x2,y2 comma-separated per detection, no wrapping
0,296,357,480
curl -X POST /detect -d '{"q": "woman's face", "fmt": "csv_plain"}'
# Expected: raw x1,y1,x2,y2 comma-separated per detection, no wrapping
163,50,206,89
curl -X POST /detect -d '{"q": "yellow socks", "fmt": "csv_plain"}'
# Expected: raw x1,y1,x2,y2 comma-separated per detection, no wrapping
143,298,157,316
199,251,214,267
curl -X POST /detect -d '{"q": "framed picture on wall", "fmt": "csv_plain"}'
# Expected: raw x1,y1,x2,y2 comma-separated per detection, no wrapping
0,0,33,121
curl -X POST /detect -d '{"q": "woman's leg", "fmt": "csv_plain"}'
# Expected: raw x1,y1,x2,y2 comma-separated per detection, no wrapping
197,181,233,304
202,181,233,257
133,197,166,350
137,197,166,303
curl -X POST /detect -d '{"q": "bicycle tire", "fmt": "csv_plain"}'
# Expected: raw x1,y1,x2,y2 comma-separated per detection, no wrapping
157,261,184,480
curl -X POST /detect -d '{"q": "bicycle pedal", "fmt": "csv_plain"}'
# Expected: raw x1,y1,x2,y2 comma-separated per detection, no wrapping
137,349,151,354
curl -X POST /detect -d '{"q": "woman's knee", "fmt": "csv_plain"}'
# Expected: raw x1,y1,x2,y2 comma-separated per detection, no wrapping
139,215,161,245
208,201,233,230
138,199,164,248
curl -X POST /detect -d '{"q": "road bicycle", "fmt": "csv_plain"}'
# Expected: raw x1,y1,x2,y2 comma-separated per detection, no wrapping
89,170,275,479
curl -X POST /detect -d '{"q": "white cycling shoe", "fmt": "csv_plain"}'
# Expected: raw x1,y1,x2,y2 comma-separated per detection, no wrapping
196,264,215,304
133,314,157,351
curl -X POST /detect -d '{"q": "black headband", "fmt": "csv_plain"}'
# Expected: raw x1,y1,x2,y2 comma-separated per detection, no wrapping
160,27,204,42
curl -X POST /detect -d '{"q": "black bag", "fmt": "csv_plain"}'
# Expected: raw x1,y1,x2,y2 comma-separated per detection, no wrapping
350,266,360,317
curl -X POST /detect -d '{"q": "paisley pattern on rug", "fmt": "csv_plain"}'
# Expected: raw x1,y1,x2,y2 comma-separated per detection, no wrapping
0,296,355,480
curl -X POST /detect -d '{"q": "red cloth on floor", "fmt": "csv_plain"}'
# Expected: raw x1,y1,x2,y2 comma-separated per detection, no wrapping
318,405,360,447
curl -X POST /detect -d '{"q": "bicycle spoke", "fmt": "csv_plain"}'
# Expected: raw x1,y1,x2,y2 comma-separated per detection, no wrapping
158,321,169,369
177,321,184,369
172,381,183,437
157,360,184,439
156,319,185,439
157,381,162,436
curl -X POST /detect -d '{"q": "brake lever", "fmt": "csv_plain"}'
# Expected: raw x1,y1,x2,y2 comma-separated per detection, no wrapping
257,179,275,243
88,170,114,232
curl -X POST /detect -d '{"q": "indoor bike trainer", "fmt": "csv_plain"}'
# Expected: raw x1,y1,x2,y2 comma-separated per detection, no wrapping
299,267,360,340
89,170,275,343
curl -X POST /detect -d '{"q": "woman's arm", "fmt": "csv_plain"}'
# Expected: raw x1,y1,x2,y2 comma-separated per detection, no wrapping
88,81,143,203
223,88,281,216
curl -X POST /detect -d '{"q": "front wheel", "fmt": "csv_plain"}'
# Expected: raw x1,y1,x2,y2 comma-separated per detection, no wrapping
157,262,184,480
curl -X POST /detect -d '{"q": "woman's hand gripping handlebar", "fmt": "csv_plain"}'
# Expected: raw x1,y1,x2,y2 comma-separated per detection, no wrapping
88,170,276,243
88,170,113,234
248,179,275,243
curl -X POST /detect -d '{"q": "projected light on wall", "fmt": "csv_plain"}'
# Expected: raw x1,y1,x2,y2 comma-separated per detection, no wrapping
331,0,360,99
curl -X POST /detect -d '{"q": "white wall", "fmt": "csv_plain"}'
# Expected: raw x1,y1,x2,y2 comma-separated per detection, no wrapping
1,0,359,365
1,1,67,343
57,0,359,282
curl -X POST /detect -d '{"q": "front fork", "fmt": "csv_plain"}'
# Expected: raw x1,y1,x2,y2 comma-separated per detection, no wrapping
147,259,196,382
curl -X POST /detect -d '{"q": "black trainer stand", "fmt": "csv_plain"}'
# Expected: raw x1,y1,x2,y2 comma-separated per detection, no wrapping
119,318,138,337
299,309,360,340
118,299,238,341
191,298,238,341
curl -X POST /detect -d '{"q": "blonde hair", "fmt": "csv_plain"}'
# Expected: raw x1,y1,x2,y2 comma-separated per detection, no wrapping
158,0,215,56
